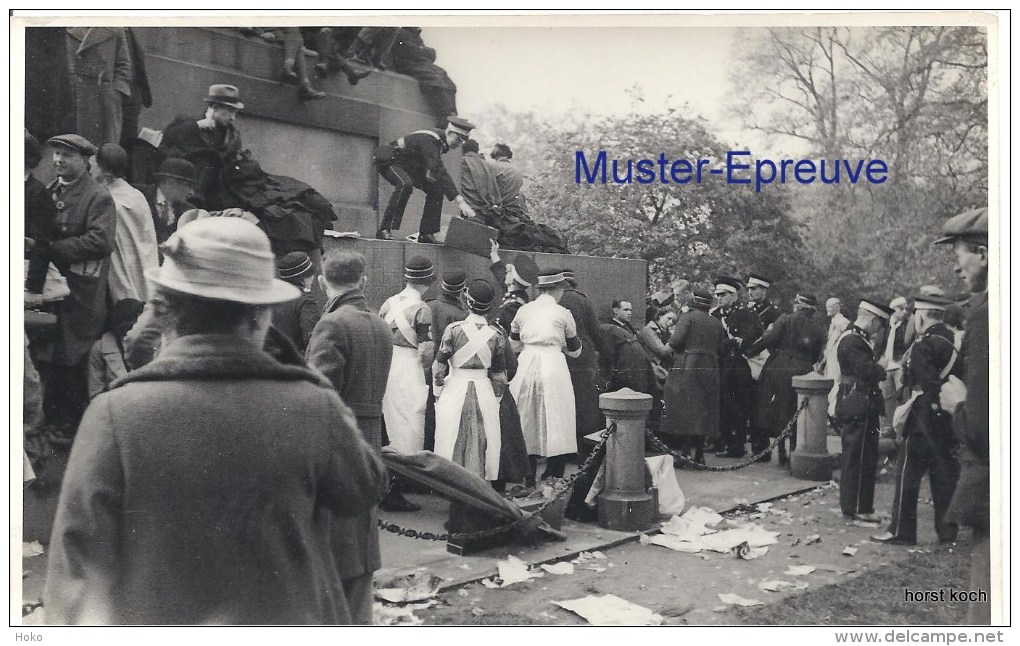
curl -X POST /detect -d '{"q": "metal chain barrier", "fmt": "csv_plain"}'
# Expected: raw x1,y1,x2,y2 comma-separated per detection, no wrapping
646,398,809,472
378,421,619,542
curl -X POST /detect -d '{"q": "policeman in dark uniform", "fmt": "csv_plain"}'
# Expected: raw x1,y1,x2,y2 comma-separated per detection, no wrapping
835,298,893,523
746,273,781,330
488,240,539,334
711,276,762,457
375,116,478,243
872,294,961,545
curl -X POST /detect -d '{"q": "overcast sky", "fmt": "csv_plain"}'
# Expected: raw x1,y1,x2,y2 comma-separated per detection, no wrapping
422,25,779,152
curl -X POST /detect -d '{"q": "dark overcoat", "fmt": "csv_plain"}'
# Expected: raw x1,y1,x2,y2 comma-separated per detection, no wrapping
559,288,608,437
66,27,132,146
946,291,990,529
305,288,393,580
44,334,387,624
44,172,117,366
661,308,727,438
748,310,826,434
600,320,652,394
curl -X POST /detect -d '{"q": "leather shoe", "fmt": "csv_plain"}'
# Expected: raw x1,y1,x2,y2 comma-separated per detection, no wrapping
417,233,440,244
345,69,372,85
853,512,882,524
870,532,915,545
299,86,326,101
376,229,394,241
379,491,422,513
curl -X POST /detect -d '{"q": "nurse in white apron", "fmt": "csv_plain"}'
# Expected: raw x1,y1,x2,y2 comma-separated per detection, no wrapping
433,279,507,481
509,269,582,481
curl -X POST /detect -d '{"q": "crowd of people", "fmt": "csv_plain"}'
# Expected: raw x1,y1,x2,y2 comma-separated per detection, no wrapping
22,29,991,627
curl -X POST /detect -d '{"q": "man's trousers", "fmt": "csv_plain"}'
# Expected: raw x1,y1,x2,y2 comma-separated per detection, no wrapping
378,164,444,235
886,414,959,543
839,412,880,516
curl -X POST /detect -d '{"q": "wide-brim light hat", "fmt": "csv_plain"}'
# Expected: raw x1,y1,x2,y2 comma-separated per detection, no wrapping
145,218,299,304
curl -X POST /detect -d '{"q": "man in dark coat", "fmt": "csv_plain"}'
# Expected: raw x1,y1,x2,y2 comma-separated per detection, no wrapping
24,131,58,295
601,299,652,394
35,134,117,433
936,207,991,624
305,249,394,625
746,273,781,330
834,299,892,523
488,240,539,335
661,289,727,464
872,294,961,546
559,269,608,453
136,157,198,246
270,252,320,354
66,27,132,147
391,27,459,121
711,276,763,458
423,270,468,450
119,27,152,153
375,116,477,243
45,218,386,625
746,293,826,465
159,84,337,257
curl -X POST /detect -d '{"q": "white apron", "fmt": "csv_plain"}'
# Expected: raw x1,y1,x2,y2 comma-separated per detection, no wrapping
382,345,428,453
510,344,577,458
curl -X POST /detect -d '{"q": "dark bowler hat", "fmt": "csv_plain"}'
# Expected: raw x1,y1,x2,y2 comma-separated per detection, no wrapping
690,288,713,310
276,251,314,283
795,293,818,308
154,158,198,184
446,116,476,137
404,255,435,283
47,134,97,157
441,269,467,293
510,254,540,287
465,279,496,313
933,207,988,246
859,299,894,321
203,84,245,110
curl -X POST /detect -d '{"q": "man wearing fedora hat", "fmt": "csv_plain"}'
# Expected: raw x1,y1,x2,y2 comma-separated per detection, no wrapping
375,116,479,244
832,298,895,524
746,292,826,466
160,84,338,259
137,157,198,246
270,251,321,354
936,207,991,624
35,134,117,435
45,218,386,624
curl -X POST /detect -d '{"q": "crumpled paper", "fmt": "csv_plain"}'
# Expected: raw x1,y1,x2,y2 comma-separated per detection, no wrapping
373,600,437,626
553,594,664,626
785,565,816,576
717,593,764,607
374,571,445,603
759,579,809,592
482,555,545,588
540,562,575,575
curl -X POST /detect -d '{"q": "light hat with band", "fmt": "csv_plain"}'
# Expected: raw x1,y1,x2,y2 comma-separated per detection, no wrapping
446,116,476,138
145,218,299,305
913,294,953,312
404,256,435,283
465,279,496,313
714,276,741,295
858,299,894,321
889,296,908,310
746,274,771,290
795,293,818,308
203,84,245,110
276,252,314,283
441,269,467,294
536,269,566,288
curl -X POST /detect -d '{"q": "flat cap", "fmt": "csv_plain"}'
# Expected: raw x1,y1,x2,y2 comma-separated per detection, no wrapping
690,288,714,309
859,299,894,321
510,255,540,287
714,276,741,294
795,293,818,308
746,273,772,289
47,134,97,156
913,294,954,312
446,116,476,137
933,207,987,245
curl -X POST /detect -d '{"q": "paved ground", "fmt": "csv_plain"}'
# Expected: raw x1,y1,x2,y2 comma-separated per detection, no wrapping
22,434,956,627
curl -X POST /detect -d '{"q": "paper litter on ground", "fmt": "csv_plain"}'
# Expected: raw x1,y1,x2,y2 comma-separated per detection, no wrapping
717,593,764,607
785,565,816,576
481,555,545,588
374,572,444,603
373,600,436,626
553,594,664,626
22,542,44,557
734,542,768,560
804,534,822,545
643,520,779,554
842,546,859,556
541,562,575,575
759,580,810,592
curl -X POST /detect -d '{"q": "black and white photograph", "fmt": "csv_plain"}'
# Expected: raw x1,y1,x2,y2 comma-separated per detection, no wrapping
11,9,1007,635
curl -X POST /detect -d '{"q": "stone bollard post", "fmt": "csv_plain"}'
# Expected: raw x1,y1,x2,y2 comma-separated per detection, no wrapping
597,388,655,531
790,372,835,481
